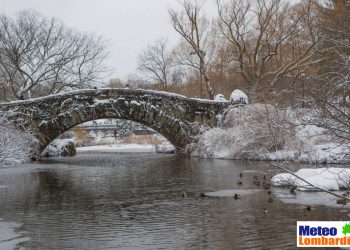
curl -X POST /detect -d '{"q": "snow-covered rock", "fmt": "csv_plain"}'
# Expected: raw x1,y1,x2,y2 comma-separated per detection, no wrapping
214,94,227,102
230,89,248,104
271,168,350,191
43,139,76,157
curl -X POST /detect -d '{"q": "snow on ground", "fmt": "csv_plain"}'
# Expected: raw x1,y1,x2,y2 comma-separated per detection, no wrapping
271,168,350,191
155,144,176,154
77,143,177,154
76,144,155,153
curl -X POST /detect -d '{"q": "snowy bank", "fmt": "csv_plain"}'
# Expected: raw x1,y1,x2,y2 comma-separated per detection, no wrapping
77,143,177,154
155,144,176,154
76,144,155,153
190,104,350,164
272,168,350,191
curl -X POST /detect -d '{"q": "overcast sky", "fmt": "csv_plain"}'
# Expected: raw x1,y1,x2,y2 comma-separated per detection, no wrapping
0,0,216,81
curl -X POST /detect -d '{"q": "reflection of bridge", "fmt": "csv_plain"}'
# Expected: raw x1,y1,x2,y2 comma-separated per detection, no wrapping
0,88,233,153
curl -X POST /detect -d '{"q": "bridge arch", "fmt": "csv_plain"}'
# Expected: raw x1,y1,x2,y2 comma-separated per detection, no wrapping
0,89,231,153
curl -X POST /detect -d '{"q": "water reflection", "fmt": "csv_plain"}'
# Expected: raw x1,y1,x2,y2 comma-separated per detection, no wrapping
0,154,348,249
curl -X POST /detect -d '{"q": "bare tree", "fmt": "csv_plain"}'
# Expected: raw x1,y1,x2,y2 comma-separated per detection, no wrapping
308,0,350,142
125,73,149,89
0,10,109,101
169,0,216,99
216,0,320,101
137,39,172,91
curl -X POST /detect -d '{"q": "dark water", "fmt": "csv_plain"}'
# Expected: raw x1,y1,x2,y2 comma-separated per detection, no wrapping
0,153,348,250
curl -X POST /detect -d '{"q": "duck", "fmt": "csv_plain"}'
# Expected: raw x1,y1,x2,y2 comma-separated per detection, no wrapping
336,198,348,205
290,186,297,195
253,180,261,186
234,194,241,200
263,183,271,190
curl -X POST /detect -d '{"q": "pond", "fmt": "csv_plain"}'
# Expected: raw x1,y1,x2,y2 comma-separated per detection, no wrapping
0,153,348,249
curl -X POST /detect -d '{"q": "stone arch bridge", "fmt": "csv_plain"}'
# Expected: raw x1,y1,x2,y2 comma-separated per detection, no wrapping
0,89,233,153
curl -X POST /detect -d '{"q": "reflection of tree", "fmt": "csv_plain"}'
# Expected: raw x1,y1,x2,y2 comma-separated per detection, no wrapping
26,170,95,211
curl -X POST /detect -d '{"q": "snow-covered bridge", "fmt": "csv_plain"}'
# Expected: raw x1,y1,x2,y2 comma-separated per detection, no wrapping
0,88,232,153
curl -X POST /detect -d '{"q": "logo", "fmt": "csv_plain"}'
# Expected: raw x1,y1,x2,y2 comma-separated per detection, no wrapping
297,221,350,247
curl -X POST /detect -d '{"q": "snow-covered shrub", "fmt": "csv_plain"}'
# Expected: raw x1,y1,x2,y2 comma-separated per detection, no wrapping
230,89,249,104
0,118,35,167
192,104,295,159
191,104,350,163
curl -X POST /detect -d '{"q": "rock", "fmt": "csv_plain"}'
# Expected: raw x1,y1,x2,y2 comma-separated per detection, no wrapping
42,139,76,157
60,140,76,157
